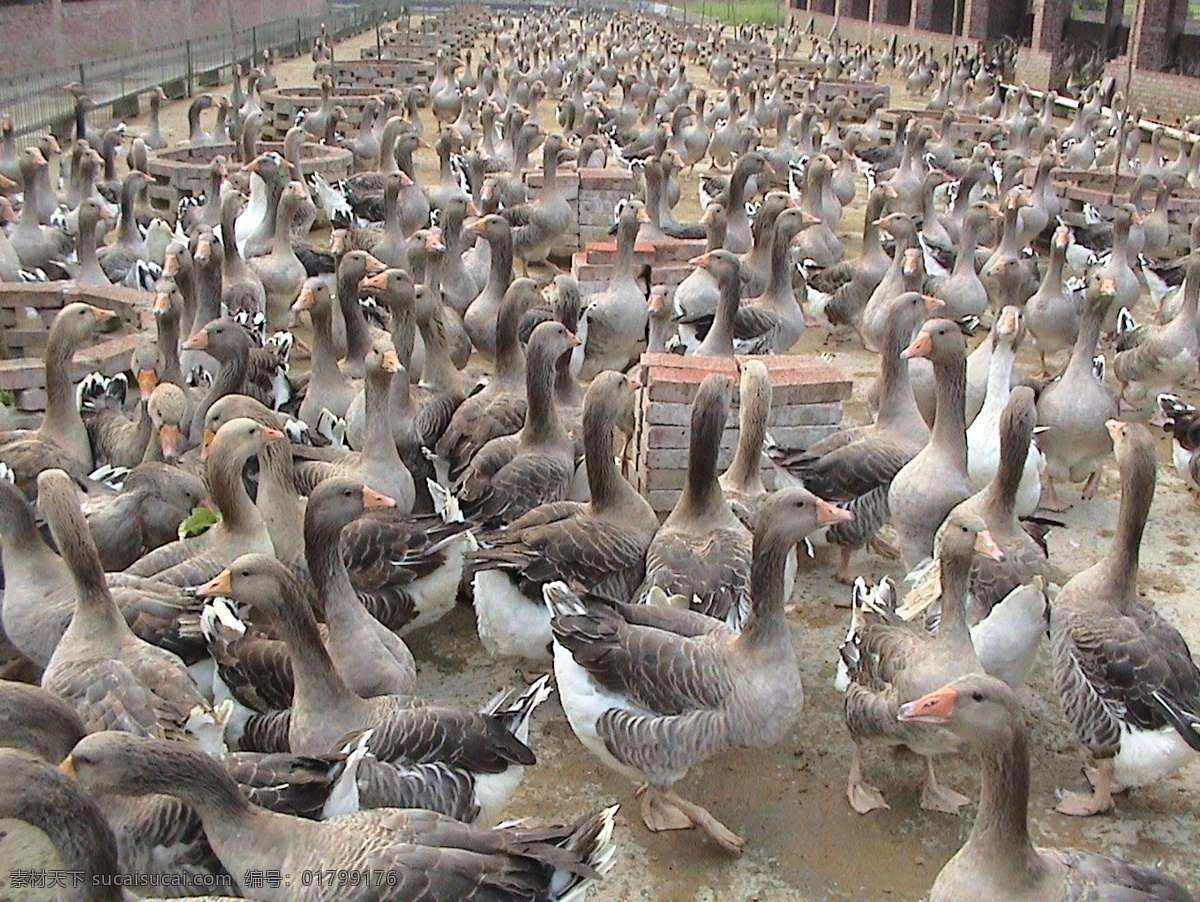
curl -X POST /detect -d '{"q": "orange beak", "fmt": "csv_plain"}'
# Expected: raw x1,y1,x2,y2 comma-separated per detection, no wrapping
816,498,853,525
196,568,234,598
135,368,158,402
200,427,216,462
1105,419,1125,441
635,206,651,224
362,485,396,510
362,254,387,276
467,218,488,235
802,210,822,226
922,295,946,311
162,254,180,277
465,201,480,217
158,422,181,461
153,291,172,315
897,685,957,724
88,304,116,322
901,331,934,360
245,158,261,174
689,253,712,268
182,328,209,350
59,755,76,779
291,285,316,312
359,271,389,292
380,348,402,373
260,425,285,444
974,529,1006,562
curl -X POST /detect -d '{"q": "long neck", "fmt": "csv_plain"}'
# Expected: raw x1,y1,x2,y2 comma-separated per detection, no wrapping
739,527,792,648
418,304,463,395
193,258,224,333
337,270,372,368
486,228,514,294
221,203,250,280
679,396,724,517
117,182,140,246
13,787,123,901
310,305,342,384
387,297,416,370
701,271,739,353
982,338,1016,414
192,342,248,443
876,321,925,430
42,322,85,440
705,215,727,253
931,351,968,468
303,512,378,668
271,198,298,258
583,399,621,509
363,367,402,464
953,219,982,276
157,309,183,387
763,221,799,299
1067,297,1106,374
208,444,257,534
936,547,976,649
1104,450,1153,605
724,386,768,490
494,295,526,381
965,722,1044,882
521,342,565,445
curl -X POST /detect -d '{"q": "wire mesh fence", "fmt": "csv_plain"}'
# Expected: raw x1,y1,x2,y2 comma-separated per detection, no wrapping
0,0,406,138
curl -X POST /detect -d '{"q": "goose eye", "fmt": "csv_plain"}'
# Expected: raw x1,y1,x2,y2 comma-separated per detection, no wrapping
971,691,984,702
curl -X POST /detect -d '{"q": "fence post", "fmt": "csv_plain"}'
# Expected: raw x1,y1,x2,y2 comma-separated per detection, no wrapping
185,40,194,97
252,26,259,62
78,62,87,90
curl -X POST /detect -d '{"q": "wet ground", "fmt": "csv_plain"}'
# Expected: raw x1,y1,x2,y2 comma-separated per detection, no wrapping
4,15,1200,902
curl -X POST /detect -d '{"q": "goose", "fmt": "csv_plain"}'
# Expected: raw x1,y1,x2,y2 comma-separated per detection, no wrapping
670,201,727,324
888,318,975,572
246,180,308,322
37,469,225,751
736,205,823,353
181,317,276,445
722,151,773,254
547,486,847,851
299,339,416,513
463,213,517,360
897,674,1195,901
456,321,579,527
435,278,538,480
1035,275,1119,511
772,291,939,584
62,732,617,899
469,371,655,662
1153,393,1200,501
839,509,1003,814
10,147,71,271
805,185,891,337
1112,254,1200,411
124,417,281,585
719,359,772,531
0,302,116,488
1051,420,1200,817
0,474,206,670
293,279,361,429
503,133,572,277
579,198,652,380
1025,224,1081,375
965,307,1044,516
96,172,150,285
218,192,267,319
900,387,1051,688
634,373,756,624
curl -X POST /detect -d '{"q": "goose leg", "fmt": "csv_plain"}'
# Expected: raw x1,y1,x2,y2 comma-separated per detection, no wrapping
1038,476,1073,512
847,747,889,814
868,534,900,560
636,784,746,852
1081,468,1103,500
1057,759,1115,816
919,758,970,814
834,547,859,587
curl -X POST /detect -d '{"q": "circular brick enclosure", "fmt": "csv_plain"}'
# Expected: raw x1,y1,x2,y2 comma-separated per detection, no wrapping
329,58,435,91
144,140,353,214
259,85,386,140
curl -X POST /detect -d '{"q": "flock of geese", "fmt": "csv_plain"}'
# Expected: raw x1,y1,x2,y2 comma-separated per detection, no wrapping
1,6,1200,900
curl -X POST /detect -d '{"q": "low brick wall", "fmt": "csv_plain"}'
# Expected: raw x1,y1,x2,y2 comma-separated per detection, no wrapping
571,236,705,305
523,167,638,261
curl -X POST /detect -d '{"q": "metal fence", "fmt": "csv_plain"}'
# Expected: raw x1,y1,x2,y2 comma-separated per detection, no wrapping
0,0,406,138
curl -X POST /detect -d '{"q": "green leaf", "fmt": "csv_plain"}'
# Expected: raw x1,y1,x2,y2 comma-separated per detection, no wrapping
178,505,220,540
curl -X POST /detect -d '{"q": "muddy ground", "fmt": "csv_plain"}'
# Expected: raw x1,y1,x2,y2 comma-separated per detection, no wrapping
4,14,1200,902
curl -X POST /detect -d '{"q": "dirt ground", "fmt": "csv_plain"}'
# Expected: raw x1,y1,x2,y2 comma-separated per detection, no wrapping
5,14,1200,902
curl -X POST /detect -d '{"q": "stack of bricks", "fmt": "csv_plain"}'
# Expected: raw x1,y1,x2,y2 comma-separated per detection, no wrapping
330,59,435,91
571,236,705,305
879,108,999,153
629,354,852,517
0,284,152,413
259,87,381,140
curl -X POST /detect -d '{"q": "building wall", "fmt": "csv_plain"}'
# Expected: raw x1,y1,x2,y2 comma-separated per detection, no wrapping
0,0,330,74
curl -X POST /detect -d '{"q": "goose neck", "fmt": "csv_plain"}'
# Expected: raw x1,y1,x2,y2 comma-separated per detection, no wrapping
739,530,792,647
583,397,621,509
965,722,1045,884
930,353,968,468
522,340,566,445
208,441,257,534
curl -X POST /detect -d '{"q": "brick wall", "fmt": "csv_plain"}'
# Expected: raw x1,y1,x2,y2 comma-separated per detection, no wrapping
0,0,329,74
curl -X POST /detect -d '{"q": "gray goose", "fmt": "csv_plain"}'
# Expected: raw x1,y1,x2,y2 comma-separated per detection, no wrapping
888,318,975,572
0,749,242,901
839,509,1003,815
124,418,280,585
37,469,224,750
548,486,847,852
0,302,116,490
468,371,656,662
773,292,939,583
1050,420,1200,817
898,674,1195,901
63,731,616,900
635,373,754,624
435,278,537,481
455,321,579,527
